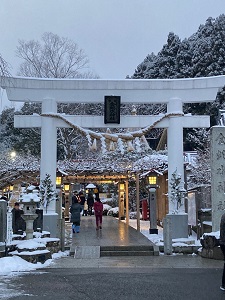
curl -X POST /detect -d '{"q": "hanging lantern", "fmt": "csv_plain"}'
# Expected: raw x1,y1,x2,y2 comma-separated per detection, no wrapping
64,184,70,192
147,172,158,187
56,176,62,186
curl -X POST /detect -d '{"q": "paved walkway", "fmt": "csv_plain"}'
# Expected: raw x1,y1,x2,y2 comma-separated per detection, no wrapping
68,216,157,257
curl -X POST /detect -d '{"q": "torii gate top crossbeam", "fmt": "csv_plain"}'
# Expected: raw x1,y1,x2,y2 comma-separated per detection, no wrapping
1,75,225,103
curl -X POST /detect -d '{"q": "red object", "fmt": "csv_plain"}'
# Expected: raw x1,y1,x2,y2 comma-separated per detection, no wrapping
94,201,103,216
142,199,148,220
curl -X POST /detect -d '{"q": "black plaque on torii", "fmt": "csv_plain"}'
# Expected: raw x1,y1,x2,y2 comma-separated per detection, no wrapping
104,96,121,124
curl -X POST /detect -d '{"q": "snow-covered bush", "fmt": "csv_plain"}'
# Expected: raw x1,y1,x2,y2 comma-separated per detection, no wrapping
168,169,186,214
107,207,119,217
103,204,112,215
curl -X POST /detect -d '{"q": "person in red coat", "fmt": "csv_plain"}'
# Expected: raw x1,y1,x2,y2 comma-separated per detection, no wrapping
94,197,103,230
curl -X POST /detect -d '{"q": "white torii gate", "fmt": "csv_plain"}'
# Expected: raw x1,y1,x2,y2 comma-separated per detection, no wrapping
1,75,225,236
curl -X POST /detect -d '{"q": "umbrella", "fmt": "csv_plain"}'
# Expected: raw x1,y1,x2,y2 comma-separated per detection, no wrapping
86,183,96,189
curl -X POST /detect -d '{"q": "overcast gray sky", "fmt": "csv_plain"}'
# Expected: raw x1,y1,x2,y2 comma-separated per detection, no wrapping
0,0,225,109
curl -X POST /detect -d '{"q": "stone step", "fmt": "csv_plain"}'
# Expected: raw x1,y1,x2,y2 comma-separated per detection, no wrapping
72,246,100,258
100,250,154,257
70,245,155,257
101,245,154,251
100,245,155,257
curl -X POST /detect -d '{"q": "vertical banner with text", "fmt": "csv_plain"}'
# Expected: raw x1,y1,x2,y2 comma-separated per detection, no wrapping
211,126,225,231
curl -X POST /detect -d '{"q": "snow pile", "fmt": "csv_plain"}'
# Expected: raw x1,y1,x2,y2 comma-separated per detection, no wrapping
0,256,51,275
0,251,69,276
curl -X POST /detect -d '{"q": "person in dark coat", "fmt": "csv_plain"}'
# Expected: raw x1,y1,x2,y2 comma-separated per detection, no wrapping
79,191,86,216
87,192,94,216
94,197,103,230
70,196,82,233
72,191,79,204
12,202,26,234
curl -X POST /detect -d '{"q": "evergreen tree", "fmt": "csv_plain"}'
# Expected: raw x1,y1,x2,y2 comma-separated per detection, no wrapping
39,173,57,213
176,38,193,78
169,169,186,213
156,32,181,79
0,105,41,156
132,53,157,79
131,14,225,151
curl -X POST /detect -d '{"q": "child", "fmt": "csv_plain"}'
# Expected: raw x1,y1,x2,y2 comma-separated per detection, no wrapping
83,200,88,216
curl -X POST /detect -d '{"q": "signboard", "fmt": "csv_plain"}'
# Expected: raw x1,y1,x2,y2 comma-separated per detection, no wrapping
104,96,120,124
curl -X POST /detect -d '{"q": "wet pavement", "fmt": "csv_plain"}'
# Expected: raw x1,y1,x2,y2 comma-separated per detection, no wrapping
5,254,225,300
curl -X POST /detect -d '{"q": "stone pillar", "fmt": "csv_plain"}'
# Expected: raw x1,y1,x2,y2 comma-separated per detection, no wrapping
149,188,158,234
163,215,172,255
0,200,7,251
167,213,188,239
6,210,13,245
56,189,65,251
125,180,129,225
136,173,140,232
118,183,125,220
211,126,225,231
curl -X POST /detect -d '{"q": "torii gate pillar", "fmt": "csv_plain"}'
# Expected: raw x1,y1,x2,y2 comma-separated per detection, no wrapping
40,99,58,235
167,98,185,213
41,98,57,212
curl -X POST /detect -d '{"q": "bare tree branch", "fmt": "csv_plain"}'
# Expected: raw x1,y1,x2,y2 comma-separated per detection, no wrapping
16,32,94,78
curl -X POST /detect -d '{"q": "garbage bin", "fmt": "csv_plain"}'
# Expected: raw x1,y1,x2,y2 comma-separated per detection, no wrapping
141,199,148,220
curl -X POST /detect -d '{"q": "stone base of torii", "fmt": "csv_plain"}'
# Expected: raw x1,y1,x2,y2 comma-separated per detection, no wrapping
1,75,225,240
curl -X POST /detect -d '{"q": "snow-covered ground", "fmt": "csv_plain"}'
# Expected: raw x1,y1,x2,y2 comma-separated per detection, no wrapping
124,219,202,248
0,251,69,276
0,251,69,299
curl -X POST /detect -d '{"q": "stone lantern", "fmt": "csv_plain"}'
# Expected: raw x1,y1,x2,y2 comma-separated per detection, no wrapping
20,190,40,240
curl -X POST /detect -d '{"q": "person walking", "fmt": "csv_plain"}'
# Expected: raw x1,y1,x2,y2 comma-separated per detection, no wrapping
220,212,225,290
70,195,82,233
79,191,86,216
94,197,103,230
87,192,94,216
